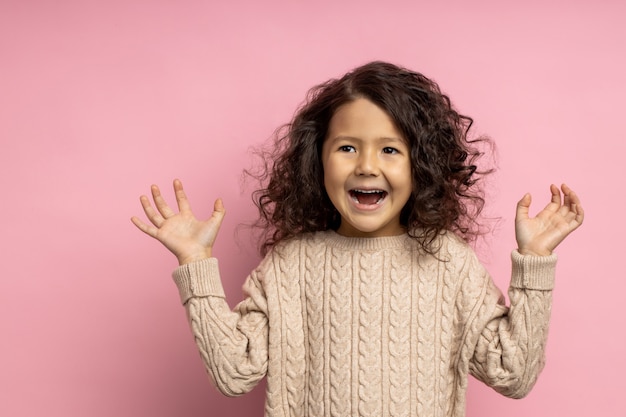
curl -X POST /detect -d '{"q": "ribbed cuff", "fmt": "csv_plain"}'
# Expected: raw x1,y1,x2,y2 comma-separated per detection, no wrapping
172,258,226,304
510,250,557,290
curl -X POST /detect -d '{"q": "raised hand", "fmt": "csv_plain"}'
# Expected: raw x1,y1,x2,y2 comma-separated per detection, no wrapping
131,179,225,265
515,183,584,256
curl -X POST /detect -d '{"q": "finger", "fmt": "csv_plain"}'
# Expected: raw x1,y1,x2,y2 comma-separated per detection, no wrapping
556,185,573,217
173,179,192,212
573,203,585,225
561,184,572,208
561,183,572,195
130,215,158,237
562,183,582,207
539,184,562,215
151,184,176,219
210,198,226,226
549,183,562,205
563,184,584,225
515,193,531,221
213,198,226,217
560,205,584,233
140,194,165,227
559,184,582,218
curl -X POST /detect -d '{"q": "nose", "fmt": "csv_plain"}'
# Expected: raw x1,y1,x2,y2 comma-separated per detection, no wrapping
355,148,380,176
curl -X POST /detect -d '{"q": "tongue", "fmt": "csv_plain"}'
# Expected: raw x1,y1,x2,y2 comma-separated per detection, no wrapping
356,192,382,205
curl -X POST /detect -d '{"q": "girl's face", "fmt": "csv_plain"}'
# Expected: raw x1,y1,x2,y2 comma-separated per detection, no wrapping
321,98,412,238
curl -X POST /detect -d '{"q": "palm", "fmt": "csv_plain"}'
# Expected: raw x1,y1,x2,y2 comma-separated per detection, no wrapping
131,179,225,265
515,184,584,256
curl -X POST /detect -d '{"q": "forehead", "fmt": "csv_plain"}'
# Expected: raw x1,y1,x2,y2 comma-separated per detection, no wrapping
327,98,404,141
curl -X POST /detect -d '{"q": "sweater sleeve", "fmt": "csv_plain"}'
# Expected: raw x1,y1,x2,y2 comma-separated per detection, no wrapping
465,250,557,399
172,258,269,397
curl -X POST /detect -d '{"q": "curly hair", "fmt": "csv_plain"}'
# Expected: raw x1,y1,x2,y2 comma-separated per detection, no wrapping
249,61,493,256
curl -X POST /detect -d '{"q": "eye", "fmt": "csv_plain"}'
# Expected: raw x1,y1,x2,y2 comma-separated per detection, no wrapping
382,147,399,154
339,145,356,153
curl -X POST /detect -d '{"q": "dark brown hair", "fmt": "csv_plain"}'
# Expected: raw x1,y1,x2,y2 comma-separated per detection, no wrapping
249,61,493,255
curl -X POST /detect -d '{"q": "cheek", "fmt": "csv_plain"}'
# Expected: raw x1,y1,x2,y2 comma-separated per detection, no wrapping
321,154,342,185
323,165,342,195
395,164,414,205
389,161,412,185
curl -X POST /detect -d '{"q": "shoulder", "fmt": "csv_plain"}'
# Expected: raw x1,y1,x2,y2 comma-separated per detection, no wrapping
424,231,492,289
430,230,477,261
433,233,501,313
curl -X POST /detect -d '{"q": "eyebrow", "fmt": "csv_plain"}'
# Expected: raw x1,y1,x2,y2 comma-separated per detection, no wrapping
327,135,407,145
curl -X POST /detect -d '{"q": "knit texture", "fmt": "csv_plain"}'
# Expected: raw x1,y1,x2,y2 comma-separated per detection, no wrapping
173,230,557,417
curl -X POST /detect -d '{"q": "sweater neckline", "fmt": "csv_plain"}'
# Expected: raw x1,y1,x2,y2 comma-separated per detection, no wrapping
321,230,414,251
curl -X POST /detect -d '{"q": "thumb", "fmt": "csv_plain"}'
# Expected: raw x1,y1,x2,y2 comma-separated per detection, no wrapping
516,193,531,221
211,198,226,225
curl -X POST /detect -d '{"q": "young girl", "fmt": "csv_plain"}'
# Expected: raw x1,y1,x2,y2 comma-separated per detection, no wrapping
131,61,583,417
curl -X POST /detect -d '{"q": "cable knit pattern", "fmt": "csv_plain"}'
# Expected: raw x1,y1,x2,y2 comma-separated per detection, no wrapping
172,230,557,417
328,248,351,416
304,240,325,416
388,250,411,416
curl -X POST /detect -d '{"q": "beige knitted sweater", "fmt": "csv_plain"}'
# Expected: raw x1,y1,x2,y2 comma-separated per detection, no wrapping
173,230,557,417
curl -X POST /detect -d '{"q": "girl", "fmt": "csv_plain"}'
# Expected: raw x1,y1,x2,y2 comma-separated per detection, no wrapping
131,61,583,417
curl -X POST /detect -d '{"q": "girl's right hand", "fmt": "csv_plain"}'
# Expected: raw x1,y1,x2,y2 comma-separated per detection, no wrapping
131,179,225,265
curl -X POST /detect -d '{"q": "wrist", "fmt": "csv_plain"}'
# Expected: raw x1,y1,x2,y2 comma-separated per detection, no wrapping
177,249,213,265
517,247,552,257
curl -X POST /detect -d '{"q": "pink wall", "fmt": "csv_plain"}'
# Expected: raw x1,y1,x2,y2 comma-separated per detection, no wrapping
1,1,623,416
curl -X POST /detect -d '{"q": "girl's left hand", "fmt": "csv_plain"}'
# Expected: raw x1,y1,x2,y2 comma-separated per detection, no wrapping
515,183,584,256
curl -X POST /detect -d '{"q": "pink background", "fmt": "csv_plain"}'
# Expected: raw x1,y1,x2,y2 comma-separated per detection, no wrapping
1,1,623,416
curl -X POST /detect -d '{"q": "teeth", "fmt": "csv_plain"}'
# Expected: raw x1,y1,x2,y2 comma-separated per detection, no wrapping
350,189,387,205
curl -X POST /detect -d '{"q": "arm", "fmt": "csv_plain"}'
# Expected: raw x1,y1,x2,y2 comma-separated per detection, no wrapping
131,180,268,395
174,259,269,396
468,251,556,398
468,184,583,397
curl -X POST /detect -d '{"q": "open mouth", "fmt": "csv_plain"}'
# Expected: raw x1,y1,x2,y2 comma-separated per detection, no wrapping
349,189,387,205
